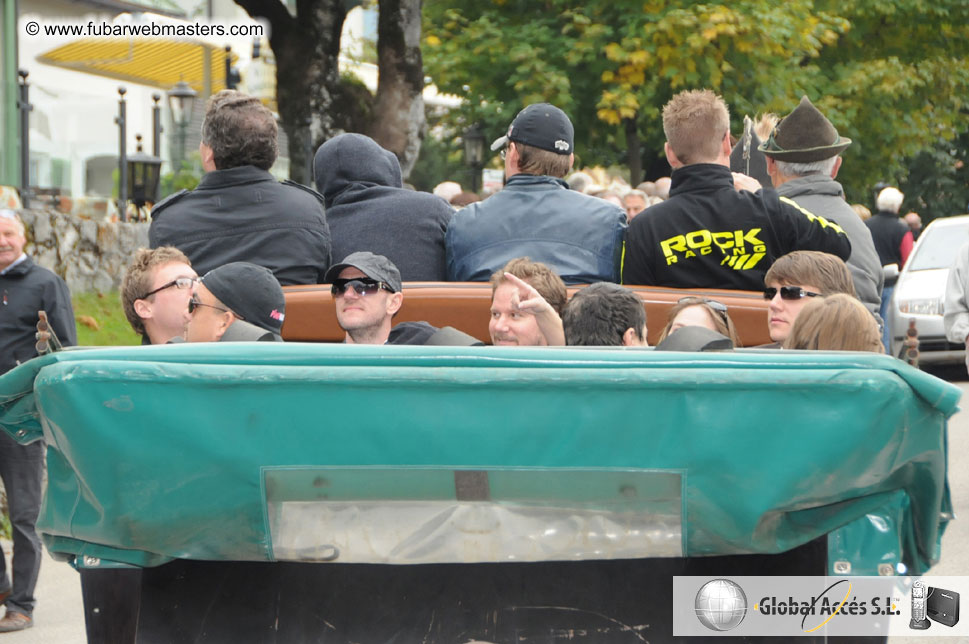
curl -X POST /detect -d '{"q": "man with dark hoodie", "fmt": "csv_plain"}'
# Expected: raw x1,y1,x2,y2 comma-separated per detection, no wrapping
314,133,453,282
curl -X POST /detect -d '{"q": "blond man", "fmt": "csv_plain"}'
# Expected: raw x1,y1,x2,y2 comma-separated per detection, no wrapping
622,89,851,290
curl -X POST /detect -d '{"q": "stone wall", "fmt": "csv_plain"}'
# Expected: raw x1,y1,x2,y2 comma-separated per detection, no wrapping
18,209,150,294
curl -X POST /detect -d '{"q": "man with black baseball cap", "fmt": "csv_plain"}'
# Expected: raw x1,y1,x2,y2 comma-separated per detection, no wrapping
446,103,626,284
185,262,286,342
325,251,480,345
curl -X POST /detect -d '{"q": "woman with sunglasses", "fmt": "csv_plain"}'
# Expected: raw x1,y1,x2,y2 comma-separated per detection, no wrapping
763,251,856,345
657,297,741,347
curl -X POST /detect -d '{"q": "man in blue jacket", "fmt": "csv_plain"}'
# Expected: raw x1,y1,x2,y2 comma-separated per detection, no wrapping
0,210,76,632
446,103,626,284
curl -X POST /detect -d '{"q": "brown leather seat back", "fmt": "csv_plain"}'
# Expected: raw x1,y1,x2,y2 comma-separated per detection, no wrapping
282,283,772,347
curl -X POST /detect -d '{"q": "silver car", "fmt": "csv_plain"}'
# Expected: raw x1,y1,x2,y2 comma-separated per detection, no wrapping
890,214,969,364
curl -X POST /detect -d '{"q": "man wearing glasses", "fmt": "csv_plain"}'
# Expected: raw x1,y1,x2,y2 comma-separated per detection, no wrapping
326,252,404,345
326,252,480,345
0,210,76,632
763,251,856,345
184,262,285,343
121,247,198,344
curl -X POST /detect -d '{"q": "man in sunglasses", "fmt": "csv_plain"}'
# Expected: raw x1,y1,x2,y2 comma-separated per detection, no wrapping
325,252,481,345
325,252,404,345
185,262,285,343
121,247,198,344
763,251,856,345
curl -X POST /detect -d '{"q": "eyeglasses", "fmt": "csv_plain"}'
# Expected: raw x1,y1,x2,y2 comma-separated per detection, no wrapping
763,286,822,301
140,277,196,300
678,296,729,322
188,296,242,319
331,278,393,297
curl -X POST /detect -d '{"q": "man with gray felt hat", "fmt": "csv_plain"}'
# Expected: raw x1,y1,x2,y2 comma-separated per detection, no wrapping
760,95,884,324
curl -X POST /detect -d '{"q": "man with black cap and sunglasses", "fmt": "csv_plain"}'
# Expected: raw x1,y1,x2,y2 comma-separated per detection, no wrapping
326,252,480,345
184,262,286,342
445,103,626,284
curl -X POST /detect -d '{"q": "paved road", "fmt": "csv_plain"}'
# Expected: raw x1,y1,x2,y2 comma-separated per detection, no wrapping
2,379,968,642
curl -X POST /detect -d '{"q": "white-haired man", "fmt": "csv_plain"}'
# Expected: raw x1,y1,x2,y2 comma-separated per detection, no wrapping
761,96,883,323
865,185,913,350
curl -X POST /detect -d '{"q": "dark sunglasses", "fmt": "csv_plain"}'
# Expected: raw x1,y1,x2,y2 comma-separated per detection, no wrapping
331,278,393,297
678,296,728,322
140,277,196,300
188,297,243,319
764,286,821,301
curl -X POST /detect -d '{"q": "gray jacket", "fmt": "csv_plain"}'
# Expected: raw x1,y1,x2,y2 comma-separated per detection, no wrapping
944,241,969,344
776,174,883,318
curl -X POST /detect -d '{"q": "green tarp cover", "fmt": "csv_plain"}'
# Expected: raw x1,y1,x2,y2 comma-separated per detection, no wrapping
0,344,959,572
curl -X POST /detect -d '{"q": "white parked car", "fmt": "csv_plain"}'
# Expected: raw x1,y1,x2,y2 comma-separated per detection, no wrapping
890,214,969,364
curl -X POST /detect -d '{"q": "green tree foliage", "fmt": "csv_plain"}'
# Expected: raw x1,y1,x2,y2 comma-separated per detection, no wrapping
424,1,969,203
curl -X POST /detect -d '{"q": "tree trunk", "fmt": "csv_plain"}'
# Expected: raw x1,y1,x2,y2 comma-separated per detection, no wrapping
369,0,425,179
234,0,348,186
624,117,642,187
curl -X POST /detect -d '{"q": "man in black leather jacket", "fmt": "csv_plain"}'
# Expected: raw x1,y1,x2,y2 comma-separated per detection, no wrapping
149,90,331,285
623,90,851,290
446,103,626,284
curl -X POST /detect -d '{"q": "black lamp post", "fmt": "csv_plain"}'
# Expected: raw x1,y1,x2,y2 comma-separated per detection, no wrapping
17,70,32,208
167,81,198,168
151,93,163,158
115,86,127,221
463,123,485,194
127,134,162,221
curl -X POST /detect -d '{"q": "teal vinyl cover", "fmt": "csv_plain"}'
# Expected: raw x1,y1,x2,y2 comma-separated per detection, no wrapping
0,344,959,572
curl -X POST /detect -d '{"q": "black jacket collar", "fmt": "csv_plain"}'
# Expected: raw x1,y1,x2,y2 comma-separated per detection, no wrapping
197,165,275,190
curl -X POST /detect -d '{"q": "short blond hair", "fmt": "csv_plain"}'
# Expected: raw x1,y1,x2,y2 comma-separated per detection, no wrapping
121,247,192,335
783,294,882,353
663,89,730,165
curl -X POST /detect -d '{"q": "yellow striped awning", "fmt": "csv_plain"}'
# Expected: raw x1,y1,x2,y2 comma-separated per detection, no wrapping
37,38,238,93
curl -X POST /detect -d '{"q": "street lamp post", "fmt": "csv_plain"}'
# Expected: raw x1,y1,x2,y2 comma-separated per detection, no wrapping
151,93,163,158
127,134,162,221
17,70,32,208
463,123,485,194
167,81,198,169
115,86,127,221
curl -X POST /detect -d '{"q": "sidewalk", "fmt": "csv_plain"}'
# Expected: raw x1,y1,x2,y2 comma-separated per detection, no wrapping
0,540,85,643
